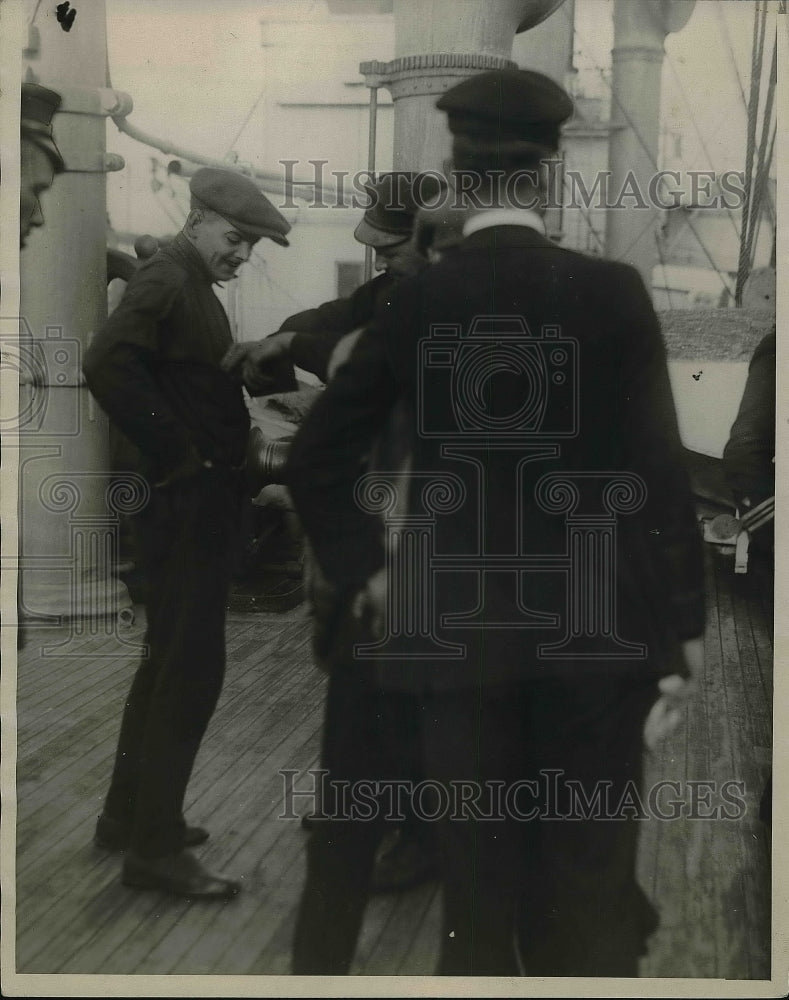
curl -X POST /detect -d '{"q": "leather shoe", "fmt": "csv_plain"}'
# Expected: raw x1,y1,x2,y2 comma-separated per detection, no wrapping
122,849,241,899
94,813,209,851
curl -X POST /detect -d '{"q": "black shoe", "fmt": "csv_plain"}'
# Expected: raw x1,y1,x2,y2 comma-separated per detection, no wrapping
370,828,439,894
121,849,241,899
95,813,209,851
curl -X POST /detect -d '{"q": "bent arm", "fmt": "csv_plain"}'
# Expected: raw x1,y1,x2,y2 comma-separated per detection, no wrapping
83,269,201,482
285,323,399,594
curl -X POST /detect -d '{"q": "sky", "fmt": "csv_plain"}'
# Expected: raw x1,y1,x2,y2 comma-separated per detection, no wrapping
98,0,775,237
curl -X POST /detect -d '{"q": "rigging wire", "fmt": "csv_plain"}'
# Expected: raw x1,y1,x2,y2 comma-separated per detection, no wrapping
736,2,768,304
654,230,676,311
225,83,268,159
714,3,750,115
662,49,740,242
744,31,777,275
562,3,732,292
747,106,777,276
561,170,606,255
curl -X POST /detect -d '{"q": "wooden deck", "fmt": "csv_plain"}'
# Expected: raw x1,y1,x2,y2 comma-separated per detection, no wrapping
11,542,773,982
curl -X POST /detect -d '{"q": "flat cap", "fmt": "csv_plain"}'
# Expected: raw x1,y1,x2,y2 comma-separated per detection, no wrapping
436,68,573,152
354,171,446,248
21,83,65,172
190,167,290,246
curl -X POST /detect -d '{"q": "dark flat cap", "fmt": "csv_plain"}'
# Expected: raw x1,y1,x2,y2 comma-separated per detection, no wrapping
354,171,446,248
190,167,290,246
21,83,65,172
436,69,573,151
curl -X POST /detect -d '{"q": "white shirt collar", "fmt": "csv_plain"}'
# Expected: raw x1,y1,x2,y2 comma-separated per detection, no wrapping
462,208,546,237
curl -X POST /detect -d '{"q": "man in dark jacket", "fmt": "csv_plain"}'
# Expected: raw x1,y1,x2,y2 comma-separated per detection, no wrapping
226,172,462,894
83,167,290,899
221,171,452,389
722,328,776,532
285,69,705,975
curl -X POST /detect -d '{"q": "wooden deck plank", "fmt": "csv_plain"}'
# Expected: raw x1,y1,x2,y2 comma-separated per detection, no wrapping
361,881,442,975
131,716,326,975
46,656,325,973
180,786,317,973
394,887,443,976
19,653,326,971
14,538,773,980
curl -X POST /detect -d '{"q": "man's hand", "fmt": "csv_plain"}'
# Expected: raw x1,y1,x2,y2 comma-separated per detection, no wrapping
643,636,703,750
351,566,388,638
326,328,364,381
221,334,295,395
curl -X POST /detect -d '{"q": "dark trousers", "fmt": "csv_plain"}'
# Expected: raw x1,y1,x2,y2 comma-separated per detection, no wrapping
292,665,658,976
103,469,243,858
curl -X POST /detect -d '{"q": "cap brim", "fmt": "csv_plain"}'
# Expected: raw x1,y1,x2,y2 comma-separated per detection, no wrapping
263,232,290,247
220,216,290,247
353,217,410,249
23,131,65,173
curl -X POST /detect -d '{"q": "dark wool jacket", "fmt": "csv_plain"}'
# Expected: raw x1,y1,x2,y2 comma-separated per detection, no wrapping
286,225,706,690
275,272,395,382
83,233,250,484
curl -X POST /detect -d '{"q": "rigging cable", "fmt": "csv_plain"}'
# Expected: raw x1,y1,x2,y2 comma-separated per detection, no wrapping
744,31,777,276
735,1,767,304
225,82,268,159
714,3,750,115
563,3,732,293
662,49,740,242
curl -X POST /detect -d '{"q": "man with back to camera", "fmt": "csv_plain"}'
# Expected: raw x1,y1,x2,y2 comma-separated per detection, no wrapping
83,167,291,899
284,69,705,975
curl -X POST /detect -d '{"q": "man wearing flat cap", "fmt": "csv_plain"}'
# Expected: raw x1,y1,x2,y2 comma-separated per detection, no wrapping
83,167,290,899
20,82,65,248
223,171,449,391
225,171,457,896
285,68,705,975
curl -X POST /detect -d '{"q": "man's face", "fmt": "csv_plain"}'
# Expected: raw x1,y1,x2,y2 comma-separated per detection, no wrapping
373,238,425,280
20,138,56,248
189,210,258,282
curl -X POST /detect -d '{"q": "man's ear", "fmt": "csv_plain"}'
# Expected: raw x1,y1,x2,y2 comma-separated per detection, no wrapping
185,208,203,235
